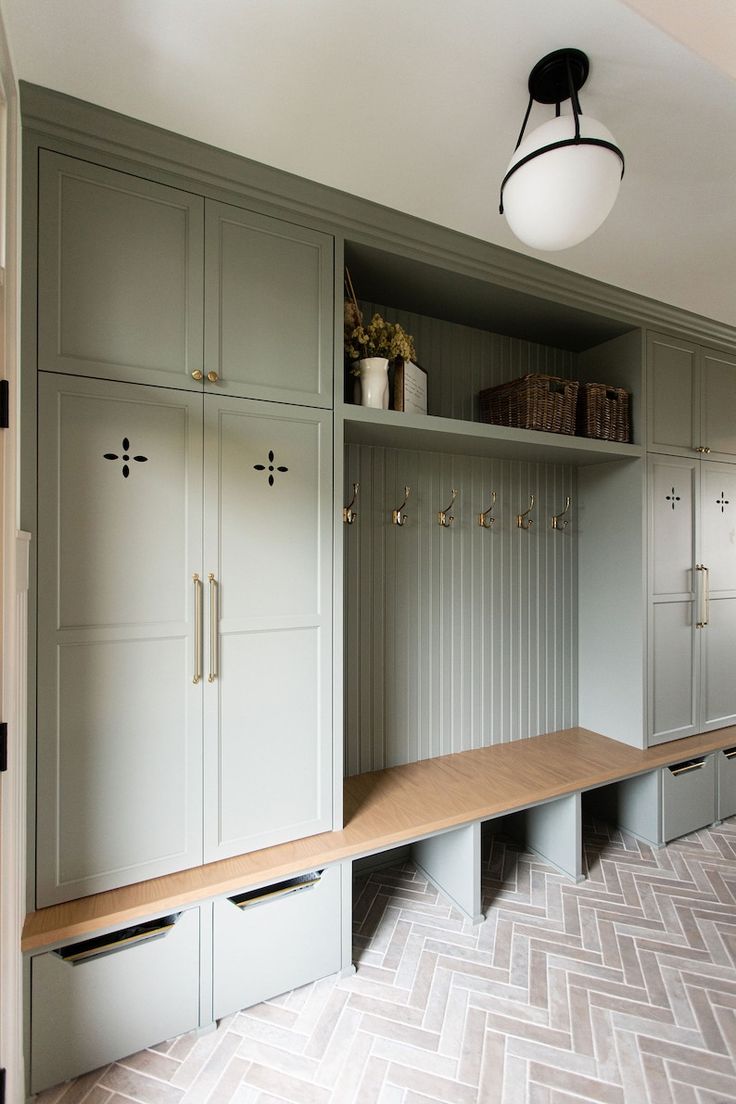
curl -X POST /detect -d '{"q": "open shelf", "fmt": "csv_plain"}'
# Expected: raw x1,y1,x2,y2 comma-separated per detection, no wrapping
342,404,642,465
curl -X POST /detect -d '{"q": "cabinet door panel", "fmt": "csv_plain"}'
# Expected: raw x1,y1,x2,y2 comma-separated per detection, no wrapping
702,349,736,460
204,397,332,860
37,374,204,905
650,458,696,597
205,200,333,406
649,601,698,744
701,463,736,592
647,333,698,454
38,151,204,389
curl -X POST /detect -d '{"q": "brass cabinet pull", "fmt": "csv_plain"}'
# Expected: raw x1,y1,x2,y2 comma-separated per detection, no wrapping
191,370,204,381
208,573,219,682
695,446,712,454
724,747,736,760
193,573,202,684
207,371,219,383
668,758,706,776
695,564,710,628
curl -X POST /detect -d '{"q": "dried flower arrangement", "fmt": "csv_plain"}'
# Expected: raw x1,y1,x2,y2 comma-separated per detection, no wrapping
344,270,416,372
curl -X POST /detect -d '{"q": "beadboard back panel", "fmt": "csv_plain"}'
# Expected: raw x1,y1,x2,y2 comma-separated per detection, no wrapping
344,445,577,775
357,301,576,420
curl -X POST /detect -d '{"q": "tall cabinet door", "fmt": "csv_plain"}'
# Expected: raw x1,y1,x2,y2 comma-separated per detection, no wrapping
700,462,736,729
204,200,333,406
38,151,204,390
203,397,332,860
37,374,204,906
648,457,699,745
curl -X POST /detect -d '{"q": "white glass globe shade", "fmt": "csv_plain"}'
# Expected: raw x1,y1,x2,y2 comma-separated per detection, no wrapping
502,114,623,251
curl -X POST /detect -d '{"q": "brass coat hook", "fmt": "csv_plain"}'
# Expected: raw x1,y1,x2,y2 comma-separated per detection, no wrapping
438,488,458,528
551,496,572,531
392,485,411,527
343,482,359,525
478,490,497,529
516,494,535,530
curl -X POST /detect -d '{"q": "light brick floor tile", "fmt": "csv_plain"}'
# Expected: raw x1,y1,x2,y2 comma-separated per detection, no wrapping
36,821,736,1104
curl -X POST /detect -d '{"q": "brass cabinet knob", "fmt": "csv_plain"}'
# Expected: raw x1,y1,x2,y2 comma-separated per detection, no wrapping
191,370,203,381
207,371,219,383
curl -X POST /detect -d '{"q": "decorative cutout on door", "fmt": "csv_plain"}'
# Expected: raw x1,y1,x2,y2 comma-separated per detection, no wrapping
254,450,289,487
665,487,680,510
103,437,148,479
716,491,730,513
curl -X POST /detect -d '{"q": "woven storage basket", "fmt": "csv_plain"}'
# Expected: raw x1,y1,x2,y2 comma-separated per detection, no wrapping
479,374,579,435
577,382,631,442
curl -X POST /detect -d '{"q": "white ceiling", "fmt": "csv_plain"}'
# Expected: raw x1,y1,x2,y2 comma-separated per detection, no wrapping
3,0,736,328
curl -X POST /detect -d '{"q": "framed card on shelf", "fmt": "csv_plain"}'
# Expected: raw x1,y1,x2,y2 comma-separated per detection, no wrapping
394,359,428,415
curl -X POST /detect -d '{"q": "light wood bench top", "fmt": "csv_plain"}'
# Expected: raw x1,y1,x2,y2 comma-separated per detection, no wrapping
21,725,736,952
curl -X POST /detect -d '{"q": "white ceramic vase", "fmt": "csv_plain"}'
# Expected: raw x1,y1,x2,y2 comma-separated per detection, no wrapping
356,357,390,409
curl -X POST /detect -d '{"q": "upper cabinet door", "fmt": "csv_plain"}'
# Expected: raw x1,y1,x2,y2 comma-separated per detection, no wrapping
36,373,204,905
647,332,699,455
701,349,736,461
38,151,204,389
204,200,334,406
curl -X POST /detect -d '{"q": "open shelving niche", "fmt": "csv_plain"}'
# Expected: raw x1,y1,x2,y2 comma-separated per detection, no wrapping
339,238,647,798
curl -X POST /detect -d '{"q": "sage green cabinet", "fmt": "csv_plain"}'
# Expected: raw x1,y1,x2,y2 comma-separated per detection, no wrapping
38,151,205,389
649,456,736,745
37,375,334,905
203,397,333,860
647,332,736,461
37,154,335,405
30,908,201,1093
37,374,205,905
204,200,334,406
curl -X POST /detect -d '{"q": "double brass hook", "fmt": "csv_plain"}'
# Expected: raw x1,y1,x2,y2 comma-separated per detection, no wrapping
551,496,572,531
343,482,359,525
392,486,411,527
516,494,535,530
478,490,497,529
438,488,458,528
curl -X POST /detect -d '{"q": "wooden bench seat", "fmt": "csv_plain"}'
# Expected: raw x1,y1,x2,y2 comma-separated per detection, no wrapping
21,724,736,952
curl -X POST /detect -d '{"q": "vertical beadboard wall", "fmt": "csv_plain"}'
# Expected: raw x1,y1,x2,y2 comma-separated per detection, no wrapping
357,301,576,419
344,306,579,776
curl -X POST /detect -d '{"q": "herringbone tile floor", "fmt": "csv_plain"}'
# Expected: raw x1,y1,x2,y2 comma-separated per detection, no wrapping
37,818,736,1104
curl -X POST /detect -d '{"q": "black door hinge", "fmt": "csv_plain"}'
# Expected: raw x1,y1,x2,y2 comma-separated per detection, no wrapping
0,723,7,772
0,380,7,429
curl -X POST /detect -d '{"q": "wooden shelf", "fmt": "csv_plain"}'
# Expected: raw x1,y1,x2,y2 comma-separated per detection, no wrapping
342,405,642,465
21,724,736,954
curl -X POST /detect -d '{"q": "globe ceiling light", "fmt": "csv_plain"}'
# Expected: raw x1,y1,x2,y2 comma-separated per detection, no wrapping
499,48,625,251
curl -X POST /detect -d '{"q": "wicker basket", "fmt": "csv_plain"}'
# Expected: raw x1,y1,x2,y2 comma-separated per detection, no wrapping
577,382,631,442
479,374,579,436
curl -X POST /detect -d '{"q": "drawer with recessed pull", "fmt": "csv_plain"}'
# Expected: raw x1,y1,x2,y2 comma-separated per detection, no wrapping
661,754,716,842
213,865,342,1019
30,908,200,1093
717,747,736,821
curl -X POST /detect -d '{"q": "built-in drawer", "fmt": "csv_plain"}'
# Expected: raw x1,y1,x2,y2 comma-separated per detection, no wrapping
662,754,716,842
31,907,200,1093
213,865,341,1020
717,747,736,821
